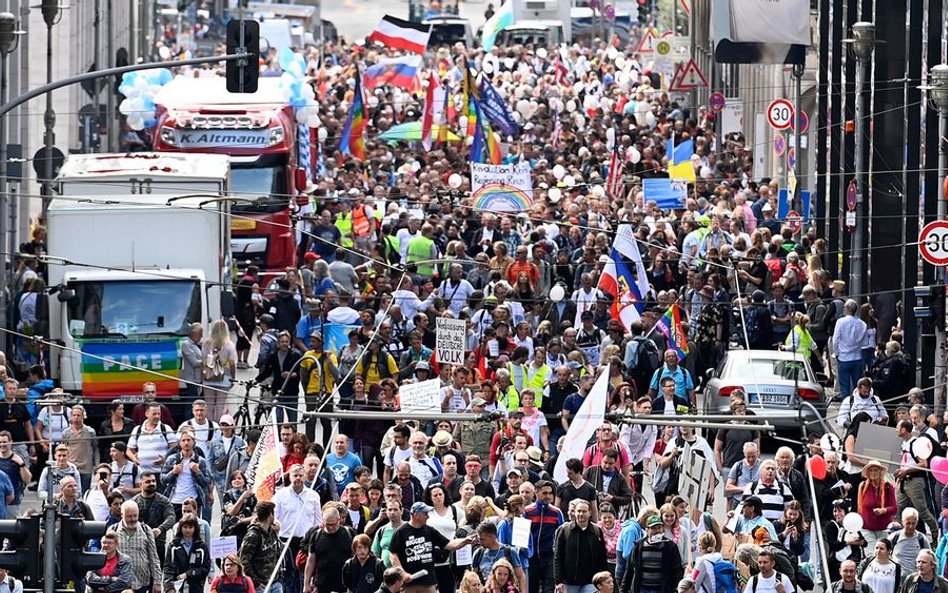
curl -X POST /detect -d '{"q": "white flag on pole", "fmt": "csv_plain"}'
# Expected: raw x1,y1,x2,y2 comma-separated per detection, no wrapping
554,365,610,483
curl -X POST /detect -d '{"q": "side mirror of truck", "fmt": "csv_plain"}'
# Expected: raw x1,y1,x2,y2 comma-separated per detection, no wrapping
56,289,75,303
221,291,235,318
295,168,308,192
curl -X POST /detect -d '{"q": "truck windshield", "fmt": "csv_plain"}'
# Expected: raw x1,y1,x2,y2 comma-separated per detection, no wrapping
66,280,201,338
428,24,468,46
231,153,290,214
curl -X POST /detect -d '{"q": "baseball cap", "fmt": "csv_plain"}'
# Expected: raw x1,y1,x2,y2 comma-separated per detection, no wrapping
647,516,663,528
220,414,236,426
303,252,319,262
471,397,487,407
506,468,523,478
415,361,431,372
410,502,434,514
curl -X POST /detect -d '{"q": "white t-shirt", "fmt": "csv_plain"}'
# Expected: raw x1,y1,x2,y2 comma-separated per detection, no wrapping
742,571,794,593
127,423,177,474
861,559,898,593
38,407,71,441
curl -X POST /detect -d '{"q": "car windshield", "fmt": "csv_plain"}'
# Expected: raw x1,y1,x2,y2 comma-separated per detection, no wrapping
429,24,467,46
742,359,810,383
66,280,201,338
231,153,290,214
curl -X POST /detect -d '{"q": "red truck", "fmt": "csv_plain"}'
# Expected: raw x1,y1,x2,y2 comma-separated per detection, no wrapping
152,76,308,276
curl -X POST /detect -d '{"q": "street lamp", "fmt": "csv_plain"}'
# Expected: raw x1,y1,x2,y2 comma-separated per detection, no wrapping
0,12,22,355
40,0,61,212
848,21,874,302
927,64,948,416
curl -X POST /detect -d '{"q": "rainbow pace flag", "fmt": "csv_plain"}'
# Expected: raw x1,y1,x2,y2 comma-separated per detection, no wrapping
339,70,367,161
469,99,501,164
245,410,283,502
654,304,689,362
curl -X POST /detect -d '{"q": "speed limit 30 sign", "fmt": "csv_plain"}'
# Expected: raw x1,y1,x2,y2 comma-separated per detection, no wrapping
767,98,795,130
919,220,948,266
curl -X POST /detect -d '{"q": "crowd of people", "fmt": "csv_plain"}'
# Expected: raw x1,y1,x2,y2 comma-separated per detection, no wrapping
1,5,945,593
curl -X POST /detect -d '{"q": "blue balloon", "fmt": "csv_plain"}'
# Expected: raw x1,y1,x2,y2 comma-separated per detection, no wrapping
121,72,138,86
278,47,296,70
290,95,306,108
143,117,157,128
142,97,156,110
156,69,173,84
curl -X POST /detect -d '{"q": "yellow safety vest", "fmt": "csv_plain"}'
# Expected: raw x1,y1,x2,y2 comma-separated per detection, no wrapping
407,236,435,277
335,213,354,248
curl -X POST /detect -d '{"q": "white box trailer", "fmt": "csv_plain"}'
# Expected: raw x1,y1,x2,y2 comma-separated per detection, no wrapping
49,153,232,398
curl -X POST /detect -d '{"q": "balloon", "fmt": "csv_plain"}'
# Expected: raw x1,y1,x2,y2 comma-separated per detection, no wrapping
645,111,657,128
549,285,565,302
629,147,642,164
842,512,864,533
448,173,463,189
537,48,548,59
158,46,171,60
459,115,468,132
119,98,135,115
317,127,328,142
591,185,605,198
564,175,575,187
932,456,948,484
367,95,379,108
566,100,577,113
700,166,713,179
482,60,494,74
606,128,616,149
807,455,827,480
552,164,566,180
516,99,530,116
548,187,562,203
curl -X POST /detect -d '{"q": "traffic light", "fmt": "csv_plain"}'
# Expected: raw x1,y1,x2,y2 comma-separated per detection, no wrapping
637,0,650,24
58,517,107,584
226,19,260,93
0,516,41,585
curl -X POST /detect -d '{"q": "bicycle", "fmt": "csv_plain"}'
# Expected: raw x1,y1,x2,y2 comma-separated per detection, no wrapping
230,379,272,436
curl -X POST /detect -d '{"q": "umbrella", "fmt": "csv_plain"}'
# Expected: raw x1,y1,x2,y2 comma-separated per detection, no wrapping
377,121,461,143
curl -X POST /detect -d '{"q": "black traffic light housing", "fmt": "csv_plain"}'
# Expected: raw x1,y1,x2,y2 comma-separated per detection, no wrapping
226,19,260,93
58,517,107,585
0,516,41,585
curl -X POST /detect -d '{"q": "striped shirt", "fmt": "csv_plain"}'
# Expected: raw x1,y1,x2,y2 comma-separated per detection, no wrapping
742,479,793,521
107,520,161,590
523,502,563,555
640,541,668,589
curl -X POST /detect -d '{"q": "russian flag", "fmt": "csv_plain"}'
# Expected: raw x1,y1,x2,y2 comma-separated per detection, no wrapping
364,55,423,92
367,15,432,54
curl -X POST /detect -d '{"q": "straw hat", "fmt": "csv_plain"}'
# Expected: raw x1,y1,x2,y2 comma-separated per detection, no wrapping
861,459,887,478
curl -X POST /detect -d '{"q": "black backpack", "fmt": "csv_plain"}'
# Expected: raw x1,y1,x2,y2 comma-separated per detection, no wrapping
629,337,660,393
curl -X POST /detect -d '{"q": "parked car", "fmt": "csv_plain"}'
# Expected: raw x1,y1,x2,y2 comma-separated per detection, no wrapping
702,349,828,433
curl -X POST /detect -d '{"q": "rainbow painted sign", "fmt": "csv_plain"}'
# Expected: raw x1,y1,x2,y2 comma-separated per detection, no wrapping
79,339,182,398
470,161,534,212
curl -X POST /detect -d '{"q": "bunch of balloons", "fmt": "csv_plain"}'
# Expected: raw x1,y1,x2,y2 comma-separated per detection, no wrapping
118,69,173,131
277,47,320,129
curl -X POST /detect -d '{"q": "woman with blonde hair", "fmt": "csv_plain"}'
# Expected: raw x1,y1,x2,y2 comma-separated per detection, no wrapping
692,532,721,593
459,570,483,593
201,318,237,418
485,558,520,593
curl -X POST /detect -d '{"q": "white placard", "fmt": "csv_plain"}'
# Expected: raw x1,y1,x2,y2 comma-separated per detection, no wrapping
436,317,467,365
398,379,442,413
469,162,534,212
512,517,532,549
210,535,238,559
455,544,473,566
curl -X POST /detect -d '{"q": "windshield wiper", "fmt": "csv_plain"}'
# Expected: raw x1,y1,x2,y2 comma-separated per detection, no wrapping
83,331,128,339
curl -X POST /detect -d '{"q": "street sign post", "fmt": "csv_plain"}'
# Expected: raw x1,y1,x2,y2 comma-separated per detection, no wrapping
786,210,802,233
787,147,797,170
767,98,794,130
709,92,726,112
846,179,858,232
797,110,809,133
773,135,786,157
920,220,948,266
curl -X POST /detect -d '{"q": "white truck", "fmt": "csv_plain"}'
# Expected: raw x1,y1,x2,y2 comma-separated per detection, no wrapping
49,152,233,399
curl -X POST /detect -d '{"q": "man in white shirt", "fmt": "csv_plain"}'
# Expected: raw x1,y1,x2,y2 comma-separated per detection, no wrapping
127,403,176,474
390,276,435,322
272,464,323,593
438,264,475,316
0,567,23,593
836,377,888,428
833,299,868,402
743,548,794,593
178,399,219,457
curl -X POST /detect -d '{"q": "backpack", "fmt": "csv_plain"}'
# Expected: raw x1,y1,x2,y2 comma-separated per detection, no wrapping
203,348,225,382
472,544,516,574
751,572,786,593
744,307,763,345
764,257,783,279
703,559,739,593
629,338,660,393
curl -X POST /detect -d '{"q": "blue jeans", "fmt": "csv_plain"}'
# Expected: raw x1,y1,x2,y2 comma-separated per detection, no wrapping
837,358,864,400
264,582,284,593
566,585,597,593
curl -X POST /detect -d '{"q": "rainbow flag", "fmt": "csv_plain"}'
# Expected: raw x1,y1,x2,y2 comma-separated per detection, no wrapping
79,339,181,398
469,99,501,164
339,70,367,161
654,304,689,362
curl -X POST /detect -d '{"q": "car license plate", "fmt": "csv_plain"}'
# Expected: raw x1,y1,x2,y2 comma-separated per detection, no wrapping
748,393,790,405
231,219,257,231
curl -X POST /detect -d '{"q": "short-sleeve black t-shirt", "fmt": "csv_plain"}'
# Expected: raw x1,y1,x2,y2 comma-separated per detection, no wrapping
555,480,599,512
387,523,450,586
0,402,29,442
309,526,354,592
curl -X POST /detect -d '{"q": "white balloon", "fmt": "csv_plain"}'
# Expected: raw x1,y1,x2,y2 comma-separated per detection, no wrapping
548,187,562,203
158,46,171,60
564,175,576,186
516,99,531,116
525,102,538,120
629,147,642,164
482,60,494,74
566,100,577,113
448,173,463,189
645,111,657,128
317,127,328,142
552,164,566,179
537,48,548,59
549,284,565,302
119,98,135,115
550,98,563,113
573,114,586,130
583,95,598,111
606,128,616,145
700,166,713,179
367,96,379,108
411,160,421,172
459,115,468,132
592,185,605,198
842,512,864,533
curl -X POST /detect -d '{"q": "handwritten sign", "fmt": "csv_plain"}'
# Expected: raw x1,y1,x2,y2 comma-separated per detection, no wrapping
512,517,532,549
210,535,238,559
469,162,534,212
398,379,442,413
436,318,466,365
455,544,473,565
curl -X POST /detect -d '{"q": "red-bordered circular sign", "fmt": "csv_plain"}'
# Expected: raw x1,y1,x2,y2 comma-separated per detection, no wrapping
919,220,948,266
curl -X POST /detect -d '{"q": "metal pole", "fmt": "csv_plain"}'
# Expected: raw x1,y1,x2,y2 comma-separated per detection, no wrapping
851,55,866,300
43,456,56,593
793,63,803,212
799,401,832,586
106,0,115,152
41,20,55,212
92,0,100,153
0,48,8,354
937,107,947,416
